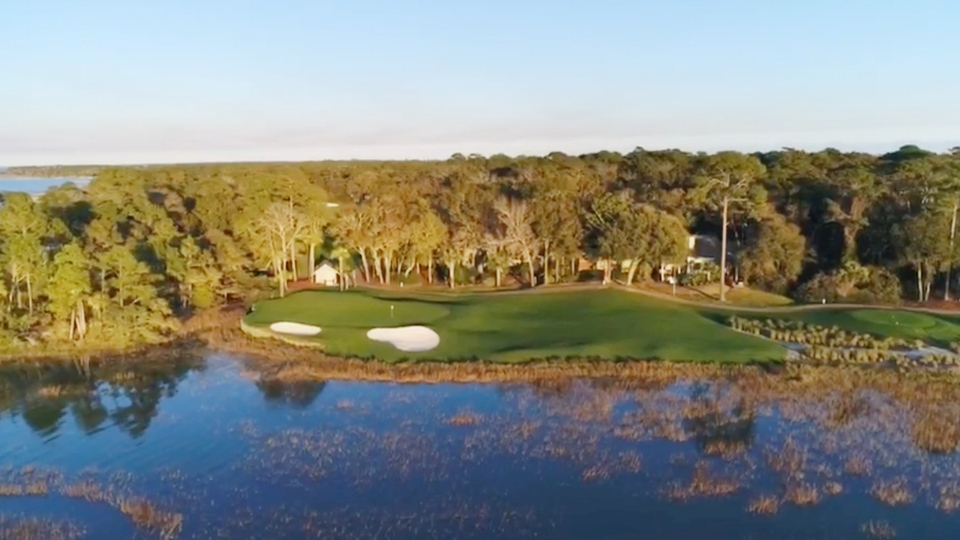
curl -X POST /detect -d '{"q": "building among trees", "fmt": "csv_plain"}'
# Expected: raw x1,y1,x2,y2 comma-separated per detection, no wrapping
312,262,341,287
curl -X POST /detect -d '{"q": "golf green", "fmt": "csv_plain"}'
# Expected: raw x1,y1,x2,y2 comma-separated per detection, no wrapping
244,288,786,363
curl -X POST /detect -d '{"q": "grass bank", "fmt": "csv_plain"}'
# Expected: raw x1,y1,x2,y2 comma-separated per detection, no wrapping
243,288,786,363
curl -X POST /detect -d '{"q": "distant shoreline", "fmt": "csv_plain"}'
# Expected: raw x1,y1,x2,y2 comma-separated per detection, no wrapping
0,175,93,180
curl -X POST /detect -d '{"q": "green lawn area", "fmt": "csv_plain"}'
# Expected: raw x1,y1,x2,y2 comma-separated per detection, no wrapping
765,309,960,347
244,288,786,363
723,288,794,307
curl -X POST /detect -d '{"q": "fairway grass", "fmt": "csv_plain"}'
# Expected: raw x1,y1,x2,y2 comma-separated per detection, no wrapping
244,288,786,363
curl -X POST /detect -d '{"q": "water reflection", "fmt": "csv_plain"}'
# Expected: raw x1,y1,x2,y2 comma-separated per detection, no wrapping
256,379,327,409
2,357,960,539
0,354,201,439
683,381,756,456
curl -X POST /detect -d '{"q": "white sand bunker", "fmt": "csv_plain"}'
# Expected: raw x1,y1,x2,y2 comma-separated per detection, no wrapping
367,326,440,352
269,322,322,336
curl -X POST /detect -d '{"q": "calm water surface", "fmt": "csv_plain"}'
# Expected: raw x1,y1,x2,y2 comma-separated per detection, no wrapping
0,354,958,539
0,177,91,197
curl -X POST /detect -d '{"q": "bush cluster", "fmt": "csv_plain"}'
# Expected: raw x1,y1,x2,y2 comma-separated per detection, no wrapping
728,317,909,350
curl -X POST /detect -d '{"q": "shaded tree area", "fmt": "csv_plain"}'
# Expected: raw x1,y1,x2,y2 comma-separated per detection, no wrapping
1,146,959,351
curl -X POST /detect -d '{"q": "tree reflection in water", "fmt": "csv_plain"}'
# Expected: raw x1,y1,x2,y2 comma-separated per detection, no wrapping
256,379,327,409
683,381,756,456
0,353,202,439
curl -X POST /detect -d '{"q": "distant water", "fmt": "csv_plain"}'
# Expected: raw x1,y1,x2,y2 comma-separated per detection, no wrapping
0,176,92,197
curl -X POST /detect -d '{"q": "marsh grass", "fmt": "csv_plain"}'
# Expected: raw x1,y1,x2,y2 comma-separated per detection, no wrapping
861,520,897,539
747,494,780,515
823,481,843,496
116,497,183,540
937,482,960,512
0,470,183,539
729,317,910,351
912,416,960,454
0,515,83,540
784,483,821,506
664,462,742,501
871,478,914,506
844,455,873,476
12,341,960,535
447,412,483,427
729,316,960,371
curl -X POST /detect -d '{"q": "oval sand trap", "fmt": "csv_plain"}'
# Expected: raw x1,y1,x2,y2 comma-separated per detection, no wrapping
270,322,322,336
367,326,440,352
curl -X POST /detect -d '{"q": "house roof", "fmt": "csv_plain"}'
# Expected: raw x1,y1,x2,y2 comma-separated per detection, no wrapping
313,261,339,273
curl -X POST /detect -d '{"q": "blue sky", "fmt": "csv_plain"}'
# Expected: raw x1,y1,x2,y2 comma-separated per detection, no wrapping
2,0,959,165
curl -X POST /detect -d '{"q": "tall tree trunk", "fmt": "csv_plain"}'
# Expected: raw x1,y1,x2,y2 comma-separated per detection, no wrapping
495,268,502,288
428,260,434,284
359,248,370,282
626,259,639,286
275,257,286,297
26,275,33,315
527,253,536,287
556,256,561,284
309,243,316,283
338,256,345,291
917,267,923,302
77,300,87,340
720,196,729,302
843,228,858,263
383,254,392,285
289,241,298,282
947,202,958,301
372,251,384,284
448,259,456,289
542,241,550,286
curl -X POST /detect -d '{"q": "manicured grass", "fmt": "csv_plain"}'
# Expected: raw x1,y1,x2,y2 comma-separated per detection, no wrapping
723,288,794,308
755,309,960,347
244,288,786,363
639,282,793,308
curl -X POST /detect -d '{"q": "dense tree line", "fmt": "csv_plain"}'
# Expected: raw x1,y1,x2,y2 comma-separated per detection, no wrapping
1,145,958,351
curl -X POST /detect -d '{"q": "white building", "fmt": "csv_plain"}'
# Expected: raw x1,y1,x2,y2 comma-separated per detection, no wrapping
312,262,341,287
659,234,729,280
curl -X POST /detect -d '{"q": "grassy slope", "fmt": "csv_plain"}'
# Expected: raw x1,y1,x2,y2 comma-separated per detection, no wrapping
639,282,794,308
245,288,786,363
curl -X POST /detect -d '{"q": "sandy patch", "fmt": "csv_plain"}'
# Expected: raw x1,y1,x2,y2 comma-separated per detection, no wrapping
270,322,322,336
367,326,440,352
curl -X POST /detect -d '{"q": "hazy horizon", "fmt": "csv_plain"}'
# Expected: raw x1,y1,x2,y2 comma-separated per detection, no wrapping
2,139,960,170
4,0,959,166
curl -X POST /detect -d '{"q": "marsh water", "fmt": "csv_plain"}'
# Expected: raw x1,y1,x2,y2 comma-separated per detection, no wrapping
2,354,960,539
